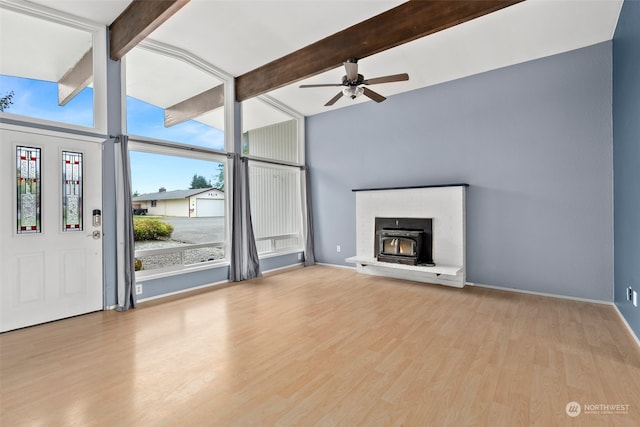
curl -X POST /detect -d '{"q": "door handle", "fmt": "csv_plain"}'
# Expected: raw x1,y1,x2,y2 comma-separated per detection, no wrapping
89,230,102,239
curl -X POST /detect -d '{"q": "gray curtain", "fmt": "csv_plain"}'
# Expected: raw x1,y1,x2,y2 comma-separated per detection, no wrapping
302,166,316,266
114,135,136,311
229,154,261,281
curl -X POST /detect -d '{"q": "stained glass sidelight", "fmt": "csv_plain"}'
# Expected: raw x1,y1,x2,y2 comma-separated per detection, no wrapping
62,151,83,231
16,146,41,234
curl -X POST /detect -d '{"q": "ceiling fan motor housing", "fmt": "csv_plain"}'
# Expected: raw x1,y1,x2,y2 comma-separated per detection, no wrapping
342,74,365,86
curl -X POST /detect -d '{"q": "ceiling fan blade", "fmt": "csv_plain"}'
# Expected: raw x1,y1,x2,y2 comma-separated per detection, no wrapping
344,60,358,82
363,73,409,85
300,83,343,88
362,87,386,103
324,92,343,106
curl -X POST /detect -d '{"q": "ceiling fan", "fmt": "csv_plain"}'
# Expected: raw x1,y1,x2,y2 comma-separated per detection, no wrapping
299,59,409,106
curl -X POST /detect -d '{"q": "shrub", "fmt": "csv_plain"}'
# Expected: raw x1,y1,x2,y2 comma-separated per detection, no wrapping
133,218,174,241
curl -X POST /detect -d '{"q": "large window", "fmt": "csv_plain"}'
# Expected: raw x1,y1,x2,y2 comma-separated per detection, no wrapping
125,42,231,276
129,146,227,275
0,3,106,130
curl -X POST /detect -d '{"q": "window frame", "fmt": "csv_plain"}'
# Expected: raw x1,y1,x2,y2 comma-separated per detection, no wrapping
0,0,108,133
128,138,230,280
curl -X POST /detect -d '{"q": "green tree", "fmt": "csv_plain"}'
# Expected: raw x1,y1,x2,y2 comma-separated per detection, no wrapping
0,91,15,112
213,163,224,190
190,174,211,189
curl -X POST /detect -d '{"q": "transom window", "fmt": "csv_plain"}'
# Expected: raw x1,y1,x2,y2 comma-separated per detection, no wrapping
242,97,301,164
125,43,225,150
0,3,106,131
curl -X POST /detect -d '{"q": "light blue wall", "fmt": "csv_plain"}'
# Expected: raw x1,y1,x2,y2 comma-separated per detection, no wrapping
134,253,303,300
613,0,640,337
307,42,614,301
137,267,230,300
261,252,303,272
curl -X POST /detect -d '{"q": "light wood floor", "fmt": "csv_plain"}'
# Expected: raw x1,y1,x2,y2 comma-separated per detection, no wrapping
1,266,639,426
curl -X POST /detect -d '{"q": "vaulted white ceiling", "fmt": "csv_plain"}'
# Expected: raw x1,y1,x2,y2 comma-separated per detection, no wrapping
10,0,625,118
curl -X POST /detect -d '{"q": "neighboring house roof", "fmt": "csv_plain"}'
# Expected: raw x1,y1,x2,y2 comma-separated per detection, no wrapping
133,187,223,202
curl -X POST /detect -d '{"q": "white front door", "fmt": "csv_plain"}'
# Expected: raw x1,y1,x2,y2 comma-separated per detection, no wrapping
0,126,103,332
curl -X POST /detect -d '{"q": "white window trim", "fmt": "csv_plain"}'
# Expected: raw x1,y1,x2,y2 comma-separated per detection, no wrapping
0,0,108,134
134,257,229,282
128,139,228,163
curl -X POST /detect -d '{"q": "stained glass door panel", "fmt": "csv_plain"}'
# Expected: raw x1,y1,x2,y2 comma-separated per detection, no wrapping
62,151,83,231
16,146,41,233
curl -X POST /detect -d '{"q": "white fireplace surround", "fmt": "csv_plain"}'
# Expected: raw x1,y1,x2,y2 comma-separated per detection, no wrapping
346,184,467,288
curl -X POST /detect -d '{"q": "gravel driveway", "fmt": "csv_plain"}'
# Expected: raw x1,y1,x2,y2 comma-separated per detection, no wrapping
162,216,225,244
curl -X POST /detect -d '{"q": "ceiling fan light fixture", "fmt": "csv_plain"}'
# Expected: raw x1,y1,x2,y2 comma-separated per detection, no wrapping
342,86,364,99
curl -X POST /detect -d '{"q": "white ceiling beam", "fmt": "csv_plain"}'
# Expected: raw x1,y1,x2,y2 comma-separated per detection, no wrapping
164,84,224,127
57,48,92,106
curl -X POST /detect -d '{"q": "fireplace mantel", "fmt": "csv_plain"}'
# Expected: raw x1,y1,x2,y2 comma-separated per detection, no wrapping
346,184,467,288
352,183,469,192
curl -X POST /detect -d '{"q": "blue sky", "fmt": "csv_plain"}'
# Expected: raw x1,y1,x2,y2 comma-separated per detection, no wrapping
1,74,225,195
130,151,223,195
1,74,93,126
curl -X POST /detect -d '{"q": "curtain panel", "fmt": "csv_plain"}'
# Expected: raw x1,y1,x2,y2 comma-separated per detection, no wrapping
114,135,136,311
229,154,261,281
302,166,316,266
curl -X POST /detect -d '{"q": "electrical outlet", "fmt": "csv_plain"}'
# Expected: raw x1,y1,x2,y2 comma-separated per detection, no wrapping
336,245,341,253
135,284,143,295
298,253,302,260
633,290,638,308
628,287,633,301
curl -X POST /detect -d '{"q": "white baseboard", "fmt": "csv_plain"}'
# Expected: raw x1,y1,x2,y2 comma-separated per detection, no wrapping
613,304,640,348
316,262,356,270
469,282,611,305
137,279,230,303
